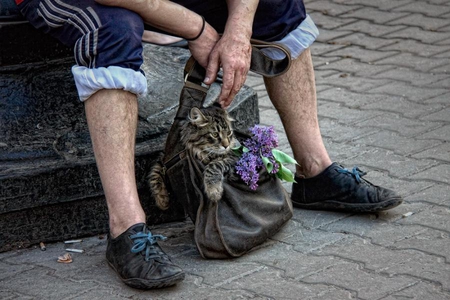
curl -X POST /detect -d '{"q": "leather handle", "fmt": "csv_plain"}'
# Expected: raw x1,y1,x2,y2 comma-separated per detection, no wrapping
183,39,292,85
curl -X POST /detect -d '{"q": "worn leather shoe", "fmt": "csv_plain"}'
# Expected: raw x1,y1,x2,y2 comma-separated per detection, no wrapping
291,163,403,213
106,223,185,289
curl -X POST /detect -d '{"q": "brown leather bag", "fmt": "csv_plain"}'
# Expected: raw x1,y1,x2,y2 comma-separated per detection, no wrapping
160,41,293,259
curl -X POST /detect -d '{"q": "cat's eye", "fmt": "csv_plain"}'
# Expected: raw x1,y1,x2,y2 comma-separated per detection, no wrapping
211,132,219,138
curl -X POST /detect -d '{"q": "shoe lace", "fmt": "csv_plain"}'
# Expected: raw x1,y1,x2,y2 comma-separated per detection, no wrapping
130,232,168,261
337,166,367,183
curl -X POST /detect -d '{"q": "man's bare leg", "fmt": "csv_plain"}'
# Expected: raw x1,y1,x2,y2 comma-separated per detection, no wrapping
84,89,145,238
265,48,402,212
264,48,331,178
84,89,185,288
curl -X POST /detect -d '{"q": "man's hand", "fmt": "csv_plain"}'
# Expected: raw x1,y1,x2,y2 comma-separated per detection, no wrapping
204,33,252,108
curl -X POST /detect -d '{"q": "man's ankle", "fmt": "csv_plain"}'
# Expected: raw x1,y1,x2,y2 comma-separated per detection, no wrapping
109,218,146,239
296,159,332,179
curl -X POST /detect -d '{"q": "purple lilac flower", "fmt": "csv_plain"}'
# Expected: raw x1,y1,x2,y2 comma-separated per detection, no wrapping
236,125,280,190
235,152,260,190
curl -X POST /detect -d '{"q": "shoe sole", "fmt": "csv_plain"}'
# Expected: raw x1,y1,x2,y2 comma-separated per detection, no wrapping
292,197,403,213
108,261,186,289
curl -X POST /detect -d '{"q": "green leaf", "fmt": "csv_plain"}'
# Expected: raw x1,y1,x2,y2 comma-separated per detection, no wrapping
277,164,296,183
232,145,243,156
272,149,297,165
261,156,274,173
242,147,250,153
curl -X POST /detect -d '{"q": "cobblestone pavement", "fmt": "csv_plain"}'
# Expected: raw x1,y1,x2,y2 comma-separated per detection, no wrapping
1,0,449,299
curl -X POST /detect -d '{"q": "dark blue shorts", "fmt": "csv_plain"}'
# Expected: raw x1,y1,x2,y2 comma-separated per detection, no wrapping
17,0,310,100
150,0,307,42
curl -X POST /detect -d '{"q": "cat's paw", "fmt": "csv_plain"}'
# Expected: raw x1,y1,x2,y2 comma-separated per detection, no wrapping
155,195,170,210
206,183,223,202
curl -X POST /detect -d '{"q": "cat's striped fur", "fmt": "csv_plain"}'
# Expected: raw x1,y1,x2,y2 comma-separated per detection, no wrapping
149,106,237,210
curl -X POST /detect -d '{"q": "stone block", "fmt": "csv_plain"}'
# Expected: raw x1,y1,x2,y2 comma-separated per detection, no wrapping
0,44,259,252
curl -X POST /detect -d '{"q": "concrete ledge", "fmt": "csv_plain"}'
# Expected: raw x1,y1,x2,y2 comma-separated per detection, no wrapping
0,44,259,251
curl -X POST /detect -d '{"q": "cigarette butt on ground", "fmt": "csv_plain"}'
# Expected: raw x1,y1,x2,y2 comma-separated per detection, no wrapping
65,248,84,253
402,212,414,218
39,242,46,251
57,253,72,264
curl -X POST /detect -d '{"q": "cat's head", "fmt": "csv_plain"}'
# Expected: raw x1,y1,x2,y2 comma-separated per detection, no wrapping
181,105,235,160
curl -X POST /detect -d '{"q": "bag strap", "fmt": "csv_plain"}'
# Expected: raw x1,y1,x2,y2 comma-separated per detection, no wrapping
163,40,292,166
183,39,292,85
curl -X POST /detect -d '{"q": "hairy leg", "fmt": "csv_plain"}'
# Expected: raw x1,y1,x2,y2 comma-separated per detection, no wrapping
264,48,332,178
84,89,145,238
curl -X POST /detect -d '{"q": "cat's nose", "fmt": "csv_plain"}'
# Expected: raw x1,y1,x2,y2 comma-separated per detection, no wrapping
222,140,230,148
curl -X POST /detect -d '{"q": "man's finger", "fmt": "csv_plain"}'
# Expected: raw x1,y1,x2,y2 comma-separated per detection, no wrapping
204,51,220,85
219,68,235,104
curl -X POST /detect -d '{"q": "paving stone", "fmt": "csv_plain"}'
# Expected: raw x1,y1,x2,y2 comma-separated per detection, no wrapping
305,0,362,16
322,45,398,63
318,87,393,108
353,130,442,155
144,275,258,300
341,7,409,23
420,107,450,122
372,67,450,87
317,101,382,124
354,112,442,138
397,205,450,233
68,286,135,300
367,80,447,102
417,124,450,142
424,92,450,104
301,260,417,300
335,0,413,10
387,227,450,262
406,184,450,206
408,164,450,184
322,138,374,164
318,74,390,92
387,13,450,31
222,266,354,299
436,36,450,46
338,20,406,37
312,56,341,68
270,219,349,253
244,241,345,279
375,52,450,73
0,261,34,281
426,0,450,4
319,201,428,232
310,41,347,56
308,11,358,30
0,291,33,300
413,143,450,163
317,58,393,77
0,267,97,299
314,28,354,43
360,95,446,119
330,33,399,50
319,117,377,142
385,27,450,44
314,236,450,290
339,144,437,177
381,281,450,300
392,1,450,17
380,39,450,56
427,77,450,89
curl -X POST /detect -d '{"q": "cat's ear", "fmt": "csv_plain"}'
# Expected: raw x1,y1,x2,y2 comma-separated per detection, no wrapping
189,107,209,127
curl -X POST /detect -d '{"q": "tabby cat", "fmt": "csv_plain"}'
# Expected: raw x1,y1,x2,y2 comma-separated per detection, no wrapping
149,105,238,210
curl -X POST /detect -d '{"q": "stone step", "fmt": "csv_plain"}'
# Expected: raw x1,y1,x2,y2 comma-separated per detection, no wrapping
0,42,259,252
